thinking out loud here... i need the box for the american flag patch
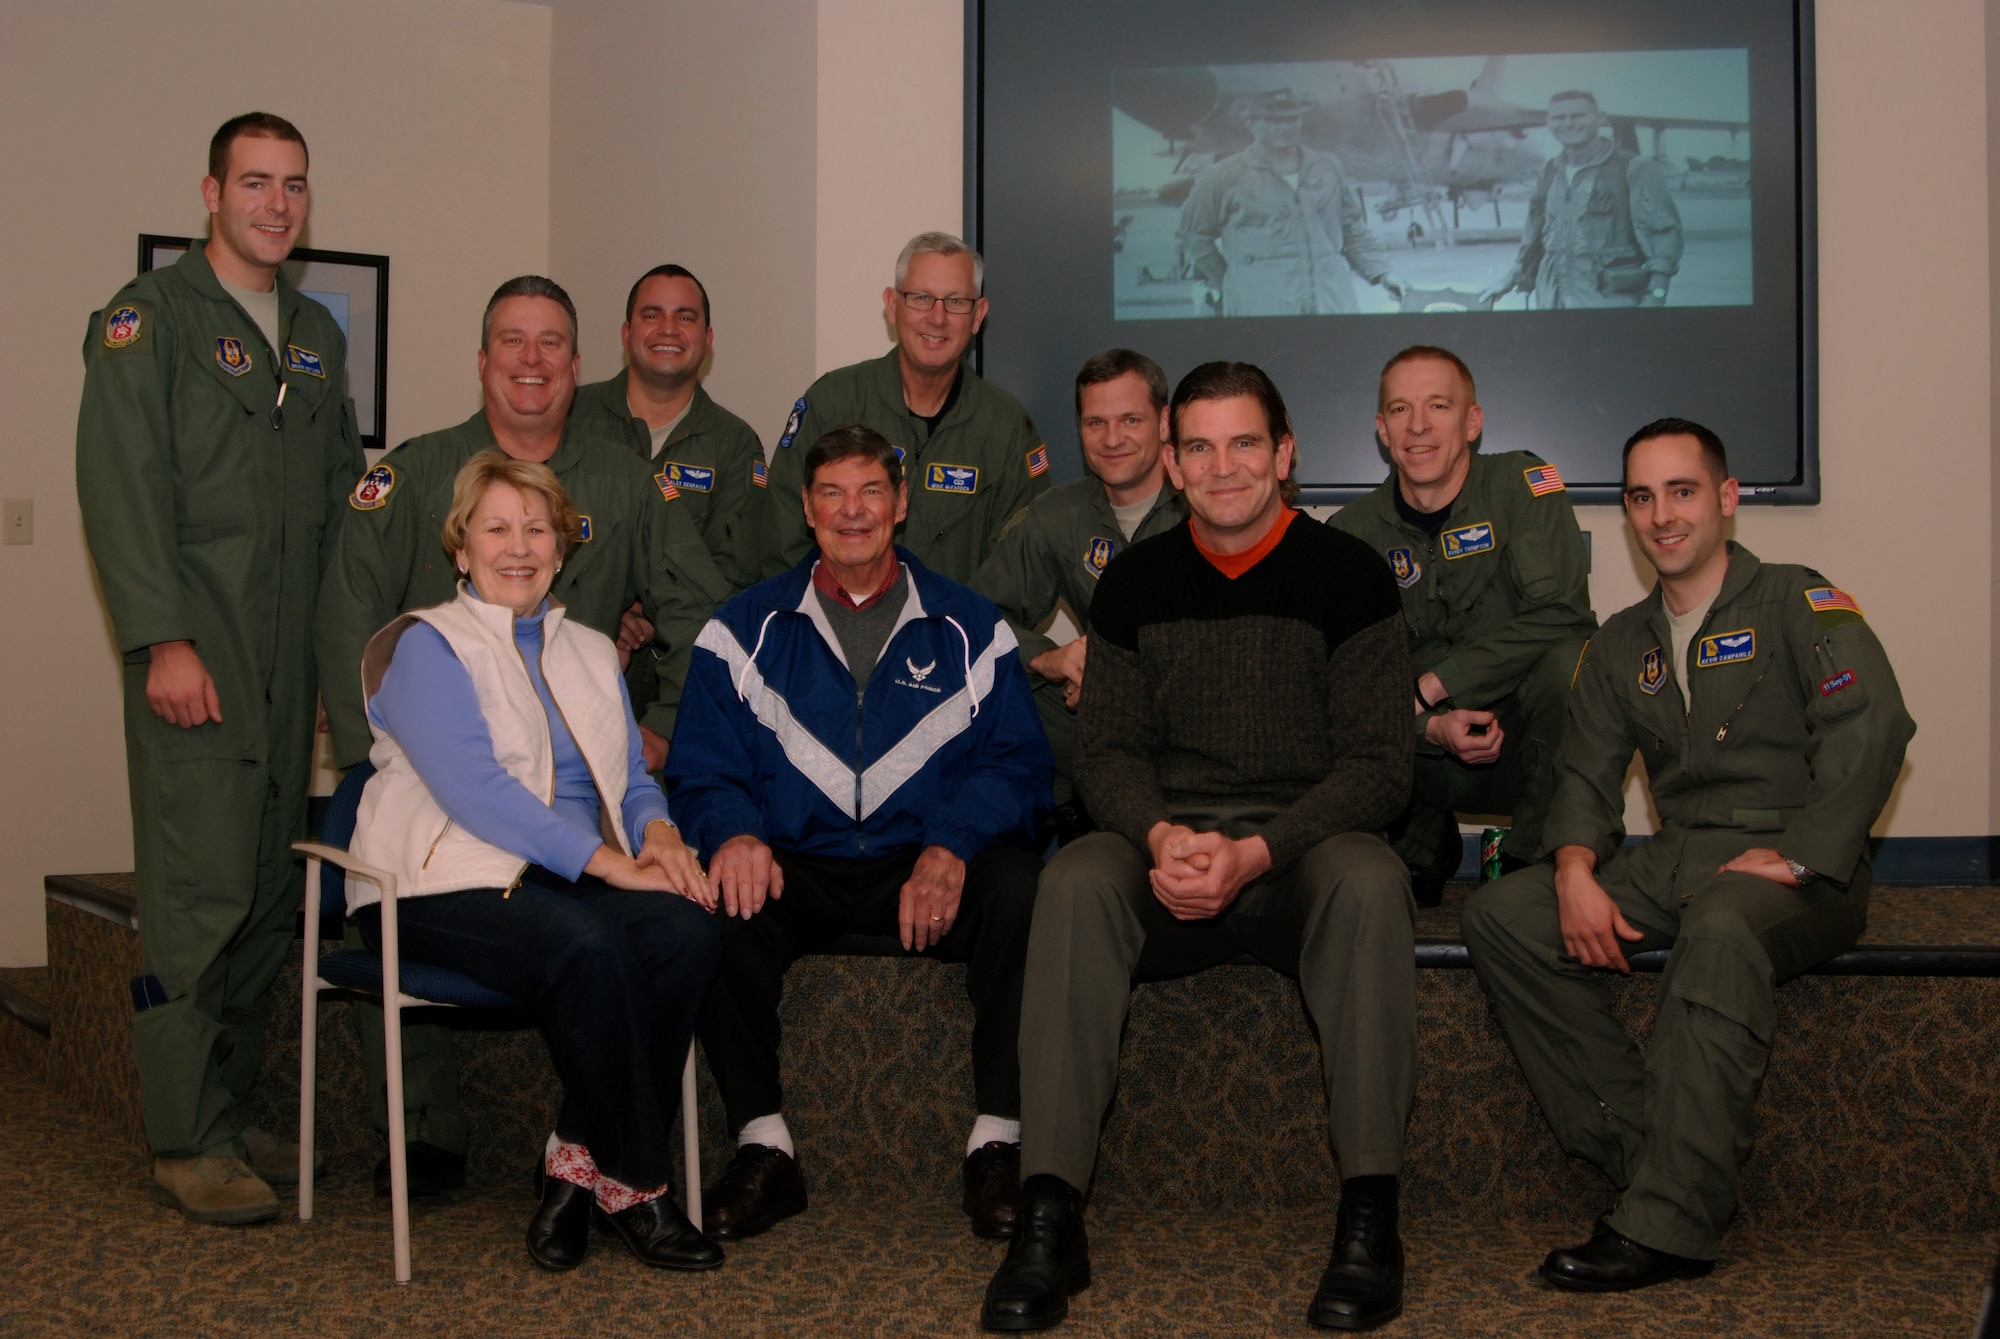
[654,472,679,501]
[1026,444,1050,478]
[1523,464,1565,496]
[752,460,768,489]
[1805,587,1862,616]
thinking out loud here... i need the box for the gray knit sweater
[1077,515,1414,874]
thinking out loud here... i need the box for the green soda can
[1480,827,1507,883]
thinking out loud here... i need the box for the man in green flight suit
[1463,419,1914,1291]
[760,232,1048,582]
[1330,346,1596,904]
[77,113,365,1224]
[972,349,1184,840]
[571,263,765,592]
[315,275,730,1195]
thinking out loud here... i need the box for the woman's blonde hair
[439,450,584,560]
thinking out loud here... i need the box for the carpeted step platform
[27,874,2000,1238]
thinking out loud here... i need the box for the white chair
[294,838,702,1283]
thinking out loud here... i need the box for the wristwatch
[1784,857,1817,886]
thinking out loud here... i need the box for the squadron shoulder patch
[1638,645,1667,695]
[103,305,144,350]
[215,337,252,377]
[925,463,979,494]
[1386,547,1421,589]
[751,459,769,489]
[285,345,326,378]
[1084,536,1117,579]
[1523,463,1565,496]
[576,515,593,544]
[350,463,396,511]
[1026,444,1050,478]
[1696,628,1756,668]
[661,460,714,493]
[778,397,807,450]
[1440,521,1495,559]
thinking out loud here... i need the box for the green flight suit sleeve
[981,414,1049,558]
[1179,170,1228,289]
[1540,635,1638,863]
[703,421,764,593]
[1428,483,1595,705]
[320,393,366,572]
[634,491,732,741]
[314,456,426,769]
[758,393,826,577]
[76,298,191,656]
[972,508,1064,670]
[1775,589,1916,886]
[1338,177,1391,285]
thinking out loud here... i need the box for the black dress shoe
[1539,1218,1713,1292]
[701,1144,807,1239]
[373,1141,467,1199]
[981,1174,1090,1331]
[1308,1179,1404,1331]
[595,1194,724,1271]
[1048,799,1097,848]
[525,1175,593,1270]
[964,1141,1022,1239]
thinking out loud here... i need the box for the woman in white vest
[348,451,723,1272]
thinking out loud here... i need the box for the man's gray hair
[1548,89,1601,110]
[894,231,984,294]
[481,275,578,350]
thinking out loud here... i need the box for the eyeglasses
[897,291,979,315]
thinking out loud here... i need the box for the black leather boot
[1308,1175,1404,1330]
[980,1174,1091,1331]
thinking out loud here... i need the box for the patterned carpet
[0,1064,1992,1338]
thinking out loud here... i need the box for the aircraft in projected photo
[1115,56,1751,236]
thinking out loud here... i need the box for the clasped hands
[1147,821,1272,921]
[710,834,965,952]
[585,819,714,909]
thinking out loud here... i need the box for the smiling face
[459,480,560,618]
[884,250,988,379]
[623,273,712,388]
[805,453,908,578]
[1376,354,1482,503]
[1547,96,1605,151]
[1166,394,1294,547]
[201,133,309,289]
[478,296,580,437]
[1079,371,1169,498]
[1622,432,1738,589]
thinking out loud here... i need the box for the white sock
[967,1114,1021,1155]
[737,1113,795,1158]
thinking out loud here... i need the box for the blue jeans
[355,865,720,1190]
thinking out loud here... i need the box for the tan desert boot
[152,1155,279,1225]
[242,1124,319,1186]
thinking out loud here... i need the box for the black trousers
[698,843,1042,1133]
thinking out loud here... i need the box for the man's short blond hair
[440,451,583,560]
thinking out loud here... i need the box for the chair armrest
[293,841,399,900]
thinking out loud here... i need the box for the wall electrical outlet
[3,498,32,545]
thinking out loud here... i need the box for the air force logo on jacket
[663,547,1053,863]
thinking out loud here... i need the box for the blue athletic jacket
[664,547,1052,863]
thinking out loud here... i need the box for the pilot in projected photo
[1112,49,1751,319]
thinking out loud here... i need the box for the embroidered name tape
[925,463,979,494]
[350,463,396,511]
[1386,547,1421,589]
[1440,521,1494,559]
[286,345,326,378]
[1696,628,1756,667]
[662,461,714,493]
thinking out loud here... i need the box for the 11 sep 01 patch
[350,463,396,511]
[660,460,714,493]
[1083,536,1116,578]
[1638,645,1667,695]
[1385,547,1421,589]
[215,337,252,377]
[1696,628,1756,668]
[103,305,144,350]
[925,462,979,494]
[1440,521,1495,560]
[286,345,326,378]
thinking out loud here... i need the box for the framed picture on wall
[139,234,390,449]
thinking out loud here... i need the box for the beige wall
[549,0,818,446]
[0,0,553,965]
[2,0,1992,964]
